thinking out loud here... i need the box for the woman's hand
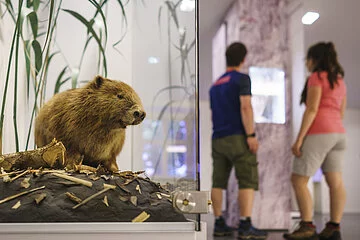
[292,138,303,157]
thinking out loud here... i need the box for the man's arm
[240,95,255,135]
[240,95,258,154]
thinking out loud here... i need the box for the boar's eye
[117,94,124,99]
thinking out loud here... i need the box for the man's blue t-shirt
[209,70,252,139]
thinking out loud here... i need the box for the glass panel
[131,0,199,228]
[131,0,197,188]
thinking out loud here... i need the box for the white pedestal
[0,222,207,240]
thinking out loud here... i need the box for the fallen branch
[0,186,46,204]
[52,173,93,188]
[10,169,31,182]
[65,192,82,204]
[30,169,66,174]
[0,170,23,178]
[72,184,116,209]
[0,139,66,171]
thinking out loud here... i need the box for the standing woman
[284,42,347,240]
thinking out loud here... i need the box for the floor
[202,213,360,239]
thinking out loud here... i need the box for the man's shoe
[213,216,233,237]
[238,220,268,239]
[283,221,318,240]
[318,222,341,240]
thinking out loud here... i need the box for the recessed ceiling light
[302,11,320,25]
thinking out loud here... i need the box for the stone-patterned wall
[223,0,292,229]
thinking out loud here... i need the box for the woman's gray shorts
[292,133,346,176]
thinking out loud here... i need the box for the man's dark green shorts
[212,134,258,190]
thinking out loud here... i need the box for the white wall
[288,1,306,142]
[342,109,360,213]
[0,4,28,155]
[288,1,306,212]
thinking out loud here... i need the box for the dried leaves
[12,201,21,209]
[130,196,137,206]
[34,193,47,204]
[136,184,141,194]
[20,177,31,188]
[132,211,150,222]
[103,196,109,207]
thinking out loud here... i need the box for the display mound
[0,169,187,223]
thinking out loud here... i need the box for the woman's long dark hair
[300,42,345,104]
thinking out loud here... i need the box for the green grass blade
[63,8,107,76]
[13,16,21,152]
[31,39,42,75]
[4,0,14,14]
[42,0,54,53]
[88,0,108,43]
[28,11,38,38]
[79,36,93,71]
[112,0,127,48]
[13,0,25,152]
[115,0,127,25]
[26,0,32,8]
[24,40,31,99]
[33,0,40,11]
[54,67,68,94]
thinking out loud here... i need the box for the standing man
[209,42,267,239]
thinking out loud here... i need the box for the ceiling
[199,0,234,36]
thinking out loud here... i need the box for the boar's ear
[91,75,105,89]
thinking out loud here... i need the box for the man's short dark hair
[226,42,247,67]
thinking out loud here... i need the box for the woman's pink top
[307,71,346,135]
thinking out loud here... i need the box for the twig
[0,170,23,178]
[30,169,66,174]
[65,192,82,204]
[72,185,113,209]
[9,169,30,182]
[0,186,45,204]
[75,164,97,173]
[103,183,116,190]
[52,173,92,188]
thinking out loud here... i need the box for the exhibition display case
[0,0,204,239]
